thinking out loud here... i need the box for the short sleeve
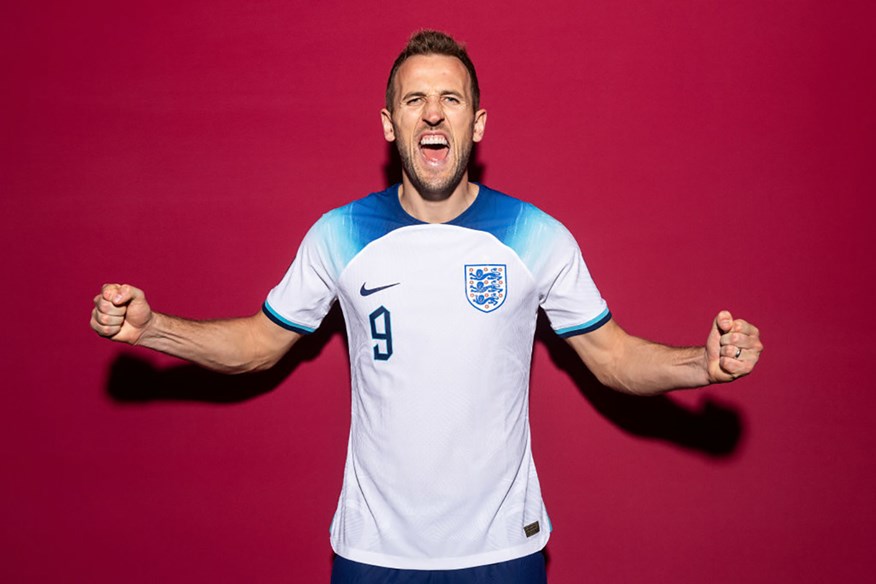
[526,217,610,338]
[263,216,339,334]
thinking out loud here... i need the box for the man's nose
[422,97,444,125]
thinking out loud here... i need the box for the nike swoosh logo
[360,282,400,296]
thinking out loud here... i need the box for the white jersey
[264,184,610,570]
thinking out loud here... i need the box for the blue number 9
[369,306,393,361]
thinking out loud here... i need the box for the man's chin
[407,165,470,201]
[397,146,471,201]
[409,177,462,201]
[415,183,456,201]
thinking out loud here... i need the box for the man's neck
[398,176,479,224]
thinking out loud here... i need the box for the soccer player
[91,30,763,584]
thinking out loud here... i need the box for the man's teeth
[420,135,448,146]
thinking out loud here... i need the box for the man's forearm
[566,320,712,396]
[599,336,710,396]
[567,311,761,395]
[136,312,284,374]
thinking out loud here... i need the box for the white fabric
[265,184,609,569]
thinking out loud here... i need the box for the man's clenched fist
[91,284,153,344]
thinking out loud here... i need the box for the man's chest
[334,226,540,357]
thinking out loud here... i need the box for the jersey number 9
[369,306,393,361]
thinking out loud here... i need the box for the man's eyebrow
[400,89,465,101]
[400,91,427,101]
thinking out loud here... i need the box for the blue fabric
[261,302,315,334]
[556,308,613,338]
[330,551,547,584]
[321,183,554,276]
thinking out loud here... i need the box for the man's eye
[406,97,423,105]
[444,96,460,104]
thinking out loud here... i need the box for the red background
[3,1,874,582]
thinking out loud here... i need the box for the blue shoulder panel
[315,186,419,278]
[450,185,563,273]
[316,184,559,278]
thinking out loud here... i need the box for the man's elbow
[593,368,641,396]
[217,346,286,375]
[249,353,284,373]
[585,358,650,396]
[236,349,286,374]
[230,317,298,374]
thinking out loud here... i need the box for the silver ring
[735,347,742,359]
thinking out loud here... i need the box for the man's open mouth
[419,134,450,163]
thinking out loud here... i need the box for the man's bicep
[564,318,628,383]
[251,310,303,368]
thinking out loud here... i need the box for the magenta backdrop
[3,1,874,582]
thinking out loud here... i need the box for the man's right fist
[91,284,153,344]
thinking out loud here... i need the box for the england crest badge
[465,264,507,313]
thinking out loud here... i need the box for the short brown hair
[385,30,480,112]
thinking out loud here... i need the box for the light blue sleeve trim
[262,302,316,334]
[555,308,612,338]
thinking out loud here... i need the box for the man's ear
[381,108,396,142]
[472,109,487,143]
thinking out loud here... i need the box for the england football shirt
[263,184,610,569]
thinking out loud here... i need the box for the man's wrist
[132,311,161,347]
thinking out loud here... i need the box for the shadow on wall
[535,311,745,459]
[106,305,346,404]
[106,142,484,404]
[106,306,744,457]
[106,148,741,456]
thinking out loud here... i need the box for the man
[91,30,762,583]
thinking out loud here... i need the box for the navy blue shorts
[330,551,547,583]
